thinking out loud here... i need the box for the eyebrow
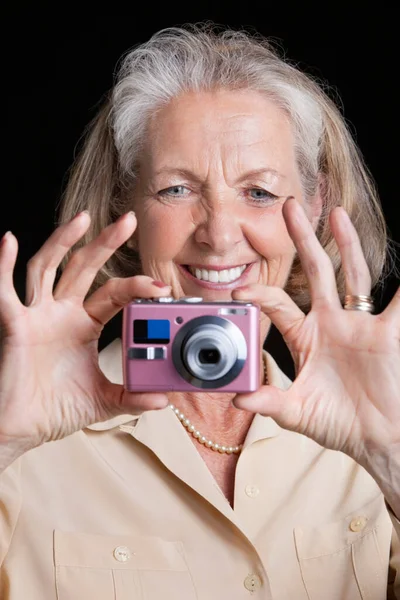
[236,167,286,182]
[152,167,286,182]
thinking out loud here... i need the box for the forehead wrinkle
[149,145,286,188]
[142,90,296,188]
[218,138,285,186]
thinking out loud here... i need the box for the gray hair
[112,27,323,200]
[59,24,390,311]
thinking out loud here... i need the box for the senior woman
[0,24,399,600]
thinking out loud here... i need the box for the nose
[194,202,244,254]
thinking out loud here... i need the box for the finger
[232,284,305,345]
[233,385,295,427]
[0,232,24,321]
[106,382,170,415]
[381,286,400,329]
[329,207,372,295]
[54,212,137,301]
[25,211,91,305]
[283,198,341,308]
[84,276,172,326]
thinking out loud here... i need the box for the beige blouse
[1,338,399,599]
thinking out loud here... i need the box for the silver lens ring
[172,316,247,389]
[182,325,235,381]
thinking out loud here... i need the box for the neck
[168,389,254,449]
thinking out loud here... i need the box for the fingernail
[119,211,135,222]
[233,286,249,292]
[1,231,12,245]
[74,210,89,219]
[152,280,171,288]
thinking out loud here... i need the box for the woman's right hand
[0,211,171,462]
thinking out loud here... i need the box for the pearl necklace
[169,354,268,455]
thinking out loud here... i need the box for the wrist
[358,440,400,519]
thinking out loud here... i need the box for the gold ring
[344,294,374,313]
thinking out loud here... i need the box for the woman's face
[132,89,320,304]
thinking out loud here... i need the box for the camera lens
[181,323,237,381]
[172,315,247,388]
[198,348,221,364]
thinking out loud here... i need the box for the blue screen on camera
[133,319,170,343]
[148,320,170,341]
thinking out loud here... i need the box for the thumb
[103,380,170,417]
[233,385,296,429]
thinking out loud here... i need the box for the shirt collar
[86,339,291,437]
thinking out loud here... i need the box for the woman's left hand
[232,198,400,466]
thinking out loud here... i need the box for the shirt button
[113,545,131,562]
[349,516,368,532]
[244,573,262,591]
[245,484,260,498]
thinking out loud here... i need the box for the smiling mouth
[182,264,249,284]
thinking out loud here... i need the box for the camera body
[122,296,260,392]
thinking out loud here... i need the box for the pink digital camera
[122,296,260,392]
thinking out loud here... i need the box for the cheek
[246,208,295,260]
[136,203,194,260]
[244,209,296,287]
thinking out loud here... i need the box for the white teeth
[209,271,219,283]
[187,264,247,283]
[229,267,238,280]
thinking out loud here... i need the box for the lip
[178,263,255,290]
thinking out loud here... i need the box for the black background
[3,4,399,376]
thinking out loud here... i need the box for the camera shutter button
[153,296,174,303]
[180,296,203,303]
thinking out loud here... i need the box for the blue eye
[248,188,279,204]
[158,186,190,198]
